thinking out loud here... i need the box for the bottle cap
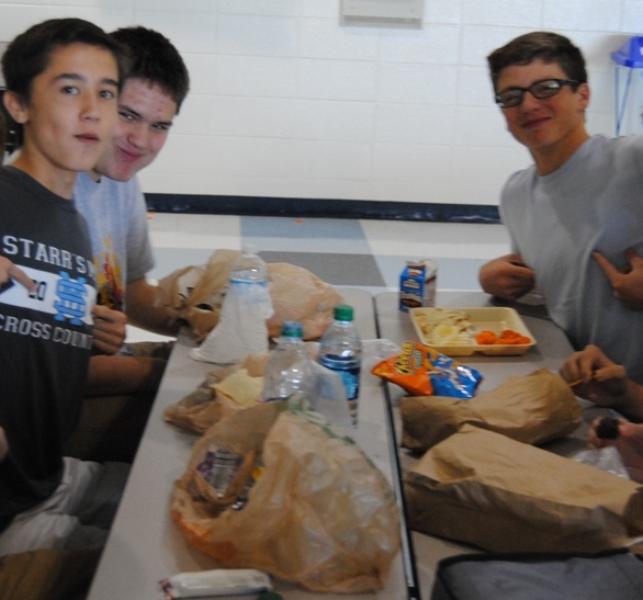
[333,304,354,321]
[241,243,257,256]
[281,320,303,338]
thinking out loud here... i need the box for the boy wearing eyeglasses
[478,31,643,385]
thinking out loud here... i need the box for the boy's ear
[3,91,28,124]
[577,81,590,111]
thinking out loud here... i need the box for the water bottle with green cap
[318,304,362,424]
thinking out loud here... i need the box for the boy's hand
[589,418,643,483]
[92,304,127,354]
[559,344,627,406]
[0,256,36,293]
[593,248,643,309]
[479,254,535,299]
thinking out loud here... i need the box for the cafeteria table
[373,290,599,595]
[87,287,412,600]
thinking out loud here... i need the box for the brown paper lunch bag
[164,354,268,433]
[404,425,643,554]
[400,368,582,452]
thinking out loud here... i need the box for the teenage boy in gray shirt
[67,27,190,462]
[478,31,643,383]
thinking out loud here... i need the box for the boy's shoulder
[74,173,142,215]
[0,166,35,198]
[0,166,77,212]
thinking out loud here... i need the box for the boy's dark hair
[487,31,587,91]
[110,26,190,113]
[2,18,123,101]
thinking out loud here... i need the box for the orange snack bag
[371,341,482,398]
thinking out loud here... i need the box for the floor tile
[259,250,385,286]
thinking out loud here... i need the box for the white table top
[87,288,410,600]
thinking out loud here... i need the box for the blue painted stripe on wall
[145,193,500,224]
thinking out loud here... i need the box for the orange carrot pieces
[476,329,531,345]
[475,330,497,344]
[498,329,531,344]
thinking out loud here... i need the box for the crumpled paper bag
[400,368,582,452]
[171,403,400,593]
[164,354,268,433]
[404,425,643,554]
[155,249,343,341]
[156,249,237,340]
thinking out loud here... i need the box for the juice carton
[399,259,437,312]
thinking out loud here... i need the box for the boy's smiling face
[495,58,589,173]
[94,77,177,182]
[5,41,119,195]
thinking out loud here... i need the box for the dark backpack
[431,550,643,600]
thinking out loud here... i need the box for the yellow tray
[410,306,536,356]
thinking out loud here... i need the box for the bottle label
[319,354,361,400]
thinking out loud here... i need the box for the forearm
[126,278,180,336]
[86,354,166,396]
[612,380,643,422]
[127,302,180,336]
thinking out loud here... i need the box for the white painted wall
[0,0,640,206]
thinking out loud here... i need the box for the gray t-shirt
[500,134,643,383]
[73,173,154,312]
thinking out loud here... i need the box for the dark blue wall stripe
[145,193,500,224]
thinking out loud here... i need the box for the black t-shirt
[0,167,95,526]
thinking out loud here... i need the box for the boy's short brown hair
[487,31,587,92]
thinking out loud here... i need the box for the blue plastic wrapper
[371,341,483,398]
[427,351,482,398]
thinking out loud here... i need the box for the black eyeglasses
[494,78,581,108]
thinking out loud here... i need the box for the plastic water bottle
[230,244,267,287]
[261,321,313,402]
[318,304,362,423]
